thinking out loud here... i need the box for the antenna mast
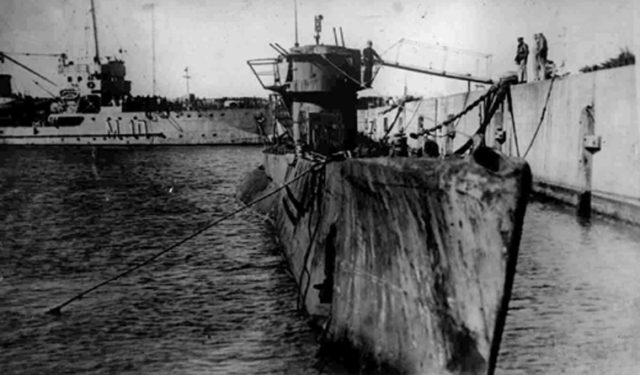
[293,0,299,47]
[90,0,100,63]
[183,67,191,98]
[151,3,156,96]
[143,3,157,95]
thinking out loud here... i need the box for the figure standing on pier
[533,33,549,80]
[362,40,381,88]
[533,34,540,80]
[538,33,548,79]
[515,37,529,83]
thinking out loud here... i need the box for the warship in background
[0,0,271,146]
[239,15,530,375]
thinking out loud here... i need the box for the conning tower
[250,41,363,155]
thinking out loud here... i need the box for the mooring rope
[297,165,326,311]
[403,99,424,131]
[506,88,521,157]
[319,55,364,88]
[421,84,500,136]
[382,105,404,140]
[452,88,472,130]
[522,76,556,158]
[318,54,381,91]
[46,160,329,316]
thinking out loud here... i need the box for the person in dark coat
[515,37,529,83]
[362,40,381,88]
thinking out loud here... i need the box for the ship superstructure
[0,0,270,146]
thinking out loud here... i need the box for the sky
[0,0,636,99]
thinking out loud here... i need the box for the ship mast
[183,67,191,98]
[151,3,157,96]
[143,3,157,95]
[90,0,100,64]
[293,0,299,47]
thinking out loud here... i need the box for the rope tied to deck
[46,159,330,316]
[522,76,556,158]
[410,84,500,140]
[296,163,327,311]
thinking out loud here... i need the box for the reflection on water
[1,147,639,374]
[498,201,640,374]
[0,147,323,375]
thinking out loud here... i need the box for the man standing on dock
[537,33,549,80]
[362,40,381,88]
[533,34,541,80]
[515,37,529,83]
[533,33,549,80]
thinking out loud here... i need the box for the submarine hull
[237,150,531,374]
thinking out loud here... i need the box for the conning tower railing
[247,58,285,92]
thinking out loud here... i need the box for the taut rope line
[47,160,328,316]
[523,76,556,158]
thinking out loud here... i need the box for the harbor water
[1,146,639,374]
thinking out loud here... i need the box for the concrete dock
[359,65,640,223]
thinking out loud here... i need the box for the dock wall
[359,65,640,223]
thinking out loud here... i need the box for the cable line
[47,160,328,316]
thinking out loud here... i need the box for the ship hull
[237,151,530,374]
[0,107,270,146]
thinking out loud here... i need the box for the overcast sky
[0,0,635,99]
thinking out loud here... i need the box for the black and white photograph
[1,0,639,374]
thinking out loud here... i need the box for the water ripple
[2,147,640,374]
